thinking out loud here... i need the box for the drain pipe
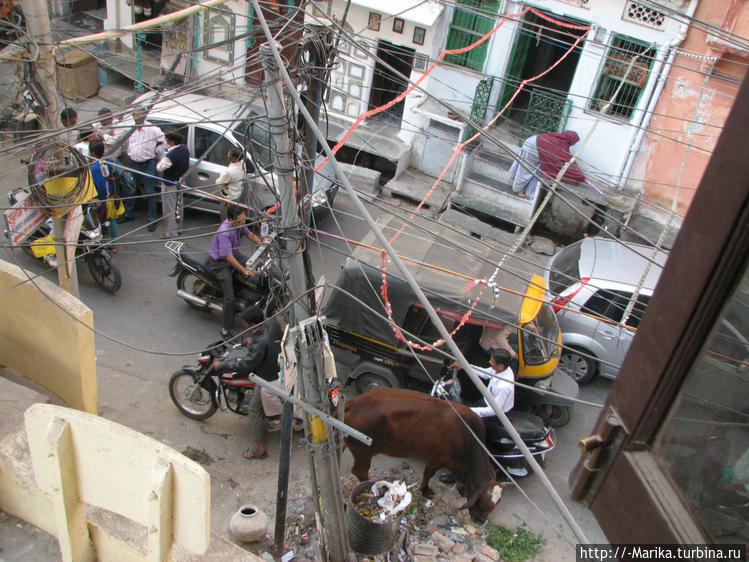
[617,0,699,187]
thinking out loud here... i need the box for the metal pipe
[175,290,222,311]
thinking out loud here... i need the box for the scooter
[6,188,122,294]
[430,372,555,478]
[165,232,285,318]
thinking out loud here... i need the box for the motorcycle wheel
[169,369,217,420]
[176,270,212,311]
[87,252,122,294]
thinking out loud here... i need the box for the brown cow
[343,387,503,523]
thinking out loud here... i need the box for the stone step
[473,147,516,170]
[451,174,536,228]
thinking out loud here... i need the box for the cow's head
[462,481,504,523]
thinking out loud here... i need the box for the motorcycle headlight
[83,225,102,240]
[310,190,327,207]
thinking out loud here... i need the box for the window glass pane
[234,118,272,170]
[549,243,581,295]
[582,289,618,320]
[194,128,232,166]
[654,263,749,544]
[521,303,560,365]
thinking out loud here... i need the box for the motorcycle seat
[181,247,213,273]
[500,411,547,441]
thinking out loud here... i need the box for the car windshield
[233,117,272,170]
[549,244,581,295]
[521,303,561,366]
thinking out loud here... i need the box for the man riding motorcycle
[208,205,262,338]
[212,308,282,460]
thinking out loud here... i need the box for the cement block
[430,530,455,552]
[479,543,500,561]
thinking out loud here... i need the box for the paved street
[2,176,609,558]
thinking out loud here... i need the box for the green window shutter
[445,0,499,71]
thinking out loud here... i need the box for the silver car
[133,91,338,215]
[544,237,668,383]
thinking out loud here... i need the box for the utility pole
[21,0,79,296]
[260,41,353,562]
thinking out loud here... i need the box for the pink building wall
[631,0,749,216]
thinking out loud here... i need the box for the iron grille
[522,90,572,140]
[589,35,655,120]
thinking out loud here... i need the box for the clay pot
[229,504,269,542]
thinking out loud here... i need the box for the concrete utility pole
[21,0,79,296]
[260,42,353,561]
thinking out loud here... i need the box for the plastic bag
[371,480,412,518]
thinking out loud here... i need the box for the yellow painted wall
[0,259,97,414]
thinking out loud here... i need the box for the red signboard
[3,193,47,246]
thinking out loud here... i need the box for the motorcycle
[430,371,555,478]
[165,233,285,318]
[168,340,341,425]
[6,188,122,294]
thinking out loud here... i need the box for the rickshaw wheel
[355,373,391,394]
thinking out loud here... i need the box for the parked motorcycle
[165,233,285,318]
[169,340,341,424]
[430,371,555,478]
[6,188,122,294]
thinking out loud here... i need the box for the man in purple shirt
[209,205,261,337]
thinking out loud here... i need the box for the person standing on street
[208,206,262,338]
[59,107,78,148]
[217,146,246,221]
[126,109,166,231]
[212,308,283,460]
[97,108,137,222]
[156,132,189,239]
[89,139,122,249]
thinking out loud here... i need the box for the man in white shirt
[126,109,166,231]
[440,349,519,483]
[466,348,515,419]
[217,146,246,221]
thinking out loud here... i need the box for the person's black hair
[78,128,94,141]
[89,139,104,159]
[166,132,183,145]
[228,146,243,162]
[241,307,264,326]
[60,108,77,122]
[226,205,245,220]
[98,107,112,117]
[489,348,512,370]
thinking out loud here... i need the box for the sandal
[242,446,268,460]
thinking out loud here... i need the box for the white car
[132,91,338,216]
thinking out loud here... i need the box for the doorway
[368,40,415,125]
[496,11,587,129]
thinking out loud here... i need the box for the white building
[310,0,698,231]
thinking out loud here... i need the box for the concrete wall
[0,259,97,414]
[628,0,749,216]
[1,404,211,561]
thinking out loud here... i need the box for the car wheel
[548,405,573,428]
[355,373,391,394]
[559,347,597,384]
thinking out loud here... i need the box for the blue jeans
[130,158,158,221]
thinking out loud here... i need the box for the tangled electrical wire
[26,140,91,207]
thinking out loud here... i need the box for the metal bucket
[345,480,400,555]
